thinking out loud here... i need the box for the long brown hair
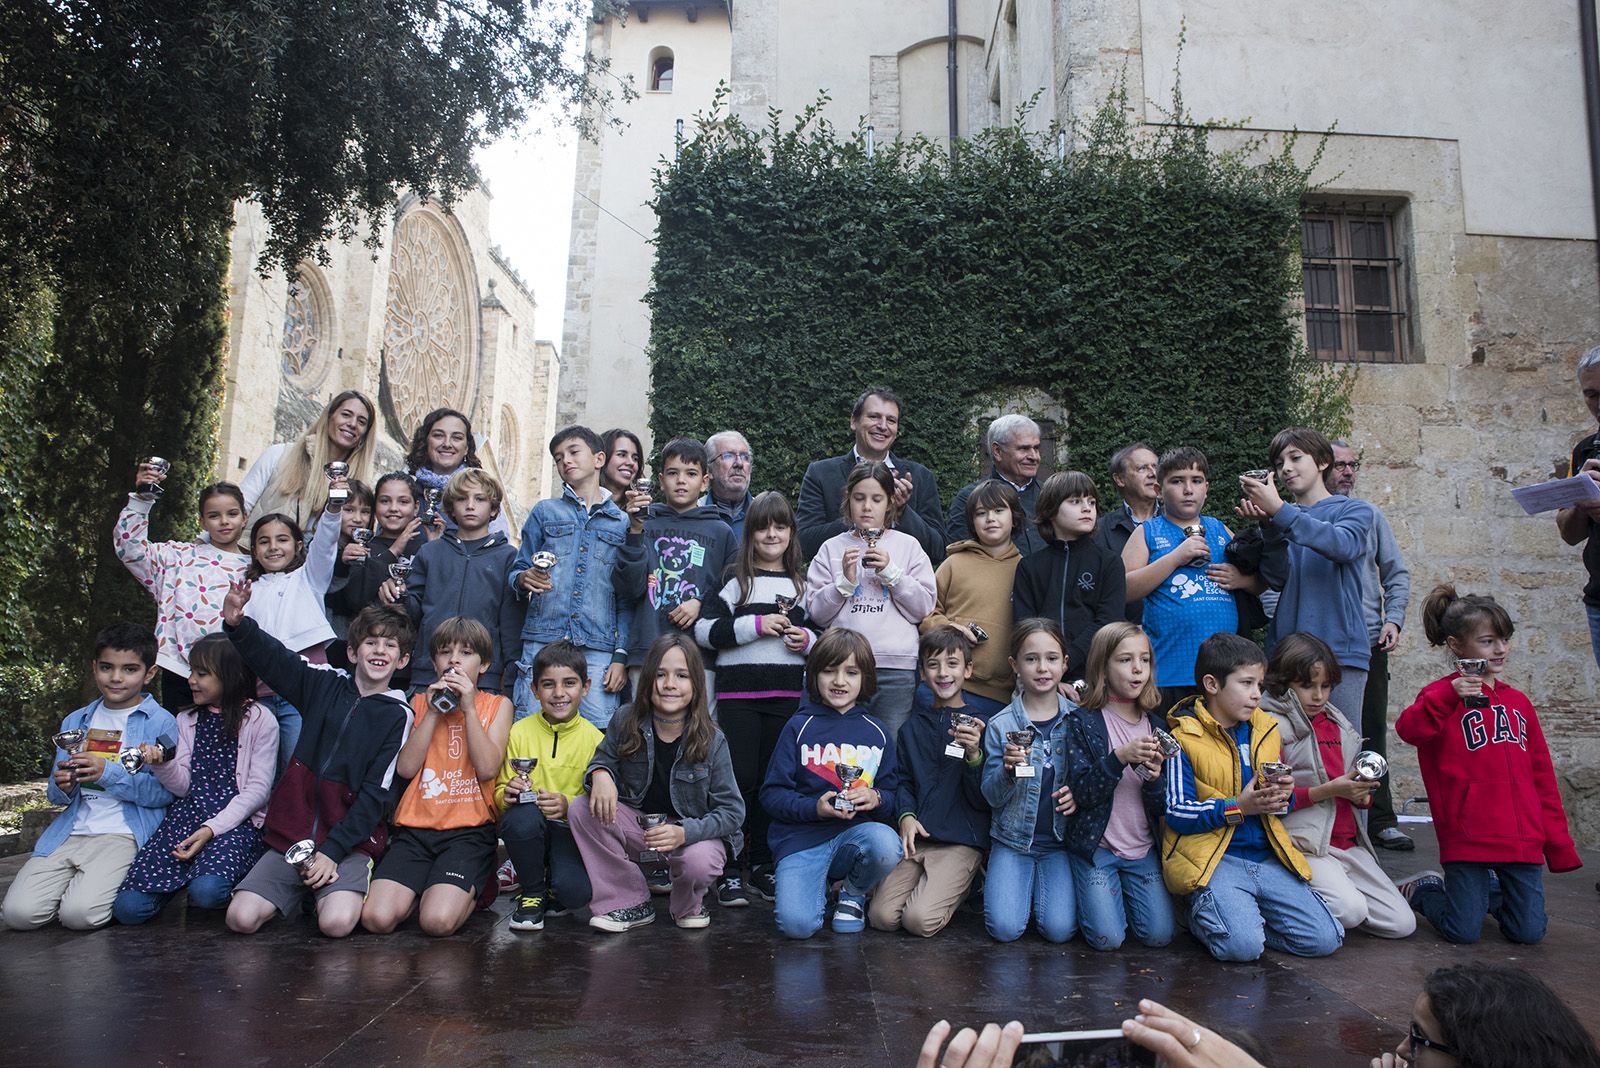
[185,634,258,742]
[1079,622,1160,714]
[839,461,900,525]
[617,633,716,764]
[733,491,804,605]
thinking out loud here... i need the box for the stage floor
[1,824,1595,1066]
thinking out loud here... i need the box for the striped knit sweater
[694,571,816,698]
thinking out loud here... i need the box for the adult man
[1330,440,1413,851]
[1558,345,1600,670]
[797,388,946,562]
[1093,442,1161,622]
[702,430,755,541]
[945,414,1045,555]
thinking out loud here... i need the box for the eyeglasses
[1408,1022,1458,1060]
[1332,460,1361,471]
[715,450,753,465]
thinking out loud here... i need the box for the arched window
[649,47,674,92]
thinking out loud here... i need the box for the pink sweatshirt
[805,527,937,670]
[114,496,252,675]
[150,703,278,835]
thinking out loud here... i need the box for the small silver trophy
[53,728,87,778]
[946,713,978,758]
[832,765,865,812]
[1242,469,1273,484]
[324,461,350,505]
[1350,750,1388,782]
[117,746,148,773]
[422,486,444,523]
[135,456,171,500]
[1456,658,1490,709]
[774,593,797,621]
[284,839,317,876]
[856,526,884,580]
[630,473,655,497]
[1134,728,1183,782]
[1007,729,1037,778]
[509,756,538,804]
[1258,760,1294,814]
[388,556,414,583]
[529,550,557,577]
[428,668,459,715]
[351,527,373,547]
[638,813,672,862]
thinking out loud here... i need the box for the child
[1013,471,1127,692]
[498,640,605,931]
[1063,623,1175,951]
[869,626,990,937]
[1122,447,1247,711]
[805,461,937,736]
[386,467,521,696]
[510,426,631,728]
[980,619,1080,944]
[2,624,176,931]
[1162,632,1344,962]
[1260,633,1414,938]
[115,463,252,706]
[761,629,902,938]
[361,617,513,937]
[616,437,737,686]
[324,478,375,669]
[922,479,1023,715]
[1394,585,1580,944]
[112,634,277,923]
[570,634,744,931]
[222,596,414,938]
[693,490,817,905]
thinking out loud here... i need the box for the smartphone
[1012,1029,1157,1067]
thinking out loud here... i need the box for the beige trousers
[2,833,138,931]
[867,840,982,937]
[1306,844,1416,938]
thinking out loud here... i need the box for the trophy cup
[1134,728,1183,782]
[284,839,317,876]
[1456,658,1490,708]
[638,813,672,862]
[53,728,87,778]
[1007,729,1037,778]
[774,593,798,626]
[946,713,978,758]
[856,526,884,580]
[135,456,171,500]
[529,550,557,579]
[388,556,414,584]
[324,461,350,505]
[351,528,373,547]
[116,733,175,774]
[508,756,538,804]
[428,668,459,715]
[1350,750,1388,782]
[630,473,655,497]
[422,487,443,523]
[968,623,989,643]
[1258,760,1293,814]
[832,764,865,813]
[1241,469,1273,484]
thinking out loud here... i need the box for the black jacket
[796,450,946,564]
[401,531,522,692]
[1092,505,1150,623]
[946,468,1045,557]
[1011,536,1127,675]
[1062,704,1168,862]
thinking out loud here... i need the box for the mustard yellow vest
[1160,700,1312,895]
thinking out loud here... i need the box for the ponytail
[1421,583,1515,647]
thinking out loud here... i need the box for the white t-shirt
[70,704,134,837]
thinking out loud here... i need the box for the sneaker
[675,906,711,929]
[647,868,671,895]
[496,858,521,895]
[831,893,867,933]
[1396,870,1445,908]
[545,893,572,918]
[589,902,656,933]
[1375,827,1415,852]
[716,875,750,908]
[748,866,776,902]
[509,895,545,932]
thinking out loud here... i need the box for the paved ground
[0,823,1594,1067]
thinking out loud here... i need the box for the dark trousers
[500,804,592,908]
[1412,861,1546,945]
[1361,646,1398,832]
[720,695,798,869]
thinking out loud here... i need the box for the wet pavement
[1,824,1595,1066]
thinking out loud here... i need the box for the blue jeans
[773,822,901,939]
[984,842,1077,943]
[1411,861,1546,944]
[500,803,592,908]
[868,669,918,739]
[1188,853,1343,961]
[513,643,619,728]
[112,875,235,925]
[1070,847,1175,951]
[1588,604,1600,672]
[258,693,301,778]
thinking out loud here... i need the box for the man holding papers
[1557,345,1600,668]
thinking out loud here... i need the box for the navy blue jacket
[1062,704,1168,861]
[760,702,900,864]
[894,698,991,851]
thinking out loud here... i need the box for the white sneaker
[675,906,711,929]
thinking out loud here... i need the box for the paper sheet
[1511,474,1600,515]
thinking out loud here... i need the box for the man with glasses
[702,430,755,541]
[1330,440,1413,852]
[1094,442,1162,622]
[945,414,1046,555]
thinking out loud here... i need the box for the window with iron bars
[1301,204,1411,363]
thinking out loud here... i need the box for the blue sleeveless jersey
[1141,514,1238,686]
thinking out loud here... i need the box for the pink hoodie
[804,527,936,670]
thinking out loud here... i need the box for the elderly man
[1092,442,1161,623]
[796,387,946,562]
[1330,439,1413,851]
[946,414,1045,555]
[1558,345,1600,670]
[702,430,755,541]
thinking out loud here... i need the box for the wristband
[1222,797,1243,826]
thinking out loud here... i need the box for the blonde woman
[240,390,376,532]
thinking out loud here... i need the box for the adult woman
[240,390,376,532]
[405,407,507,536]
[600,428,644,503]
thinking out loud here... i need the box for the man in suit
[796,387,946,562]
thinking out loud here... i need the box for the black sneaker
[647,867,672,895]
[716,875,750,908]
[1375,827,1416,852]
[545,893,572,918]
[748,866,776,902]
[589,902,656,933]
[509,894,546,932]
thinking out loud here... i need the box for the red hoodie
[1396,674,1580,871]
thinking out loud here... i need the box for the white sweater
[244,504,340,652]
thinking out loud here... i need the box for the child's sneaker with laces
[1397,870,1444,908]
[509,894,546,932]
[590,902,657,933]
[831,892,867,933]
[675,905,711,929]
[715,874,750,908]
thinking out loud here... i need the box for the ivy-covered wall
[647,92,1348,509]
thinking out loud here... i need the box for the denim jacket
[509,484,630,654]
[981,694,1077,853]
[585,713,746,858]
[39,695,178,855]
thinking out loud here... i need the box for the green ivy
[646,86,1351,513]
